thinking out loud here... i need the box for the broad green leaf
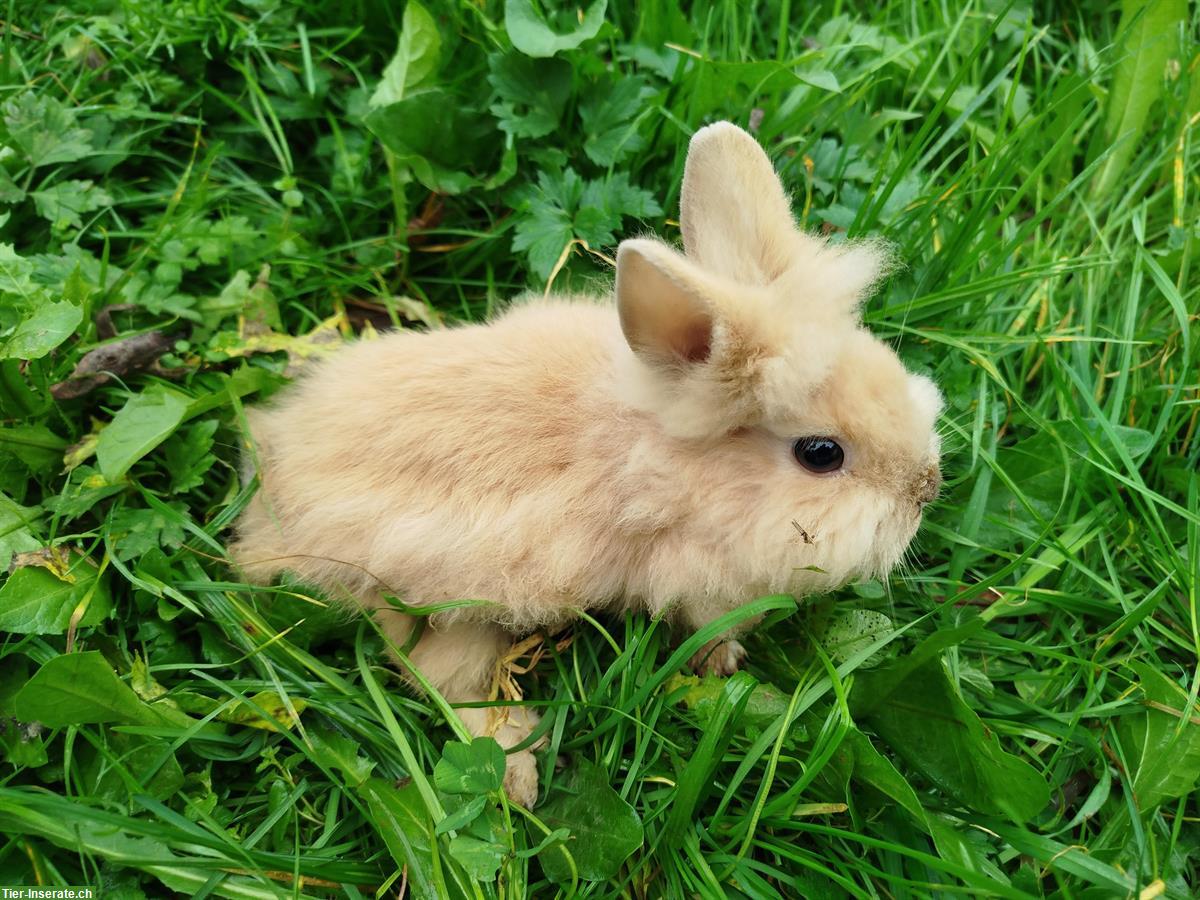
[306,727,376,788]
[13,651,173,727]
[195,268,254,327]
[538,757,644,883]
[511,168,662,279]
[666,671,788,734]
[0,168,24,203]
[0,299,82,360]
[448,798,509,880]
[581,171,662,221]
[850,579,886,599]
[1,93,93,168]
[797,68,841,92]
[1116,661,1200,810]
[853,657,1050,822]
[511,180,577,278]
[844,730,997,878]
[578,76,650,166]
[1082,418,1156,461]
[1091,0,1187,198]
[849,620,986,717]
[370,0,441,107]
[0,242,35,296]
[505,0,607,58]
[155,215,260,280]
[434,737,506,795]
[82,731,185,802]
[842,728,927,821]
[358,778,441,900]
[819,608,895,666]
[436,794,488,835]
[0,656,48,767]
[363,88,492,194]
[95,385,190,481]
[0,552,111,634]
[31,179,113,230]
[108,501,189,561]
[488,52,572,139]
[241,265,282,332]
[0,493,42,570]
[162,419,218,493]
[448,833,506,881]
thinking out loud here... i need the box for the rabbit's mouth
[866,508,924,579]
[912,463,942,507]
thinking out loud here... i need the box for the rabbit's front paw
[690,639,747,677]
[503,749,540,808]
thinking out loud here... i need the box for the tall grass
[0,1,1197,897]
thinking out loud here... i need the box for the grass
[1,0,1198,897]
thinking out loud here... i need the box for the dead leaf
[52,330,174,399]
[63,417,104,471]
[9,545,74,579]
[210,312,348,377]
[218,691,307,731]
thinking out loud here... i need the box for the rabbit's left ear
[615,238,714,367]
[681,122,804,284]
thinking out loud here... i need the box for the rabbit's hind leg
[401,619,543,808]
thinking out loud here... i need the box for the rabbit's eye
[793,437,844,473]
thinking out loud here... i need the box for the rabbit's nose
[915,465,941,505]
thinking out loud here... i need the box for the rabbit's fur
[229,122,943,807]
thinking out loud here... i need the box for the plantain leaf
[852,656,1050,823]
[1115,661,1200,811]
[13,651,175,727]
[370,0,441,107]
[95,385,190,482]
[1091,0,1187,198]
[0,551,111,634]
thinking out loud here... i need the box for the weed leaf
[537,757,643,882]
[1116,661,1200,811]
[13,651,171,727]
[505,0,607,58]
[434,736,506,795]
[1091,0,1187,197]
[853,656,1050,822]
[1,93,93,168]
[95,385,190,481]
[358,778,441,900]
[488,52,573,139]
[0,289,82,360]
[307,728,376,787]
[370,0,442,108]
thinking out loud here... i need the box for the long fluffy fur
[228,122,943,806]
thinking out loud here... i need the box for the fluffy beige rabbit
[229,122,943,808]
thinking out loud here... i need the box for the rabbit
[228,121,943,809]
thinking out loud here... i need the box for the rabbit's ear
[681,122,801,284]
[616,239,714,366]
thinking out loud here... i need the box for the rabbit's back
[230,299,646,626]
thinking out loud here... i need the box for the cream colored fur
[228,122,943,808]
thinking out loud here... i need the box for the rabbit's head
[614,122,942,592]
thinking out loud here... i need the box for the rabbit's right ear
[681,122,802,284]
[616,238,714,367]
